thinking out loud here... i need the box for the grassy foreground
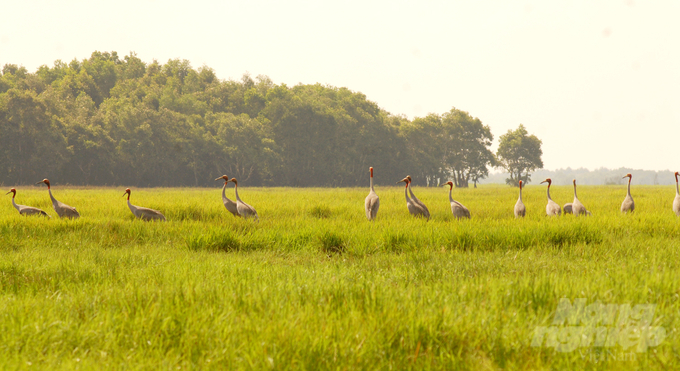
[1,184,679,370]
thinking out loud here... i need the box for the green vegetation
[497,124,544,187]
[1,185,679,369]
[0,51,500,188]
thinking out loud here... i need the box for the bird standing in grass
[229,178,258,220]
[540,178,561,216]
[364,167,379,221]
[445,181,470,219]
[571,179,589,216]
[6,188,50,217]
[514,180,526,218]
[123,188,165,221]
[36,179,79,219]
[397,177,428,219]
[406,175,430,219]
[673,172,680,216]
[620,173,635,213]
[215,175,239,217]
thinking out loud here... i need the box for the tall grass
[0,184,679,369]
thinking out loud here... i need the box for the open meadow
[0,184,679,370]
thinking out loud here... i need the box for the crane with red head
[123,188,165,221]
[229,178,258,220]
[5,188,50,217]
[35,179,79,219]
[514,180,526,218]
[571,179,591,216]
[364,167,379,221]
[397,177,428,219]
[539,178,562,216]
[444,181,470,219]
[215,175,239,217]
[621,173,635,213]
[405,175,430,219]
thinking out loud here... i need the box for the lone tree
[496,124,543,187]
[440,108,496,188]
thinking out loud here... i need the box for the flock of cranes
[4,170,680,221]
[5,176,259,221]
[365,169,680,221]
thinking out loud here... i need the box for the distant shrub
[319,231,345,255]
[309,205,331,219]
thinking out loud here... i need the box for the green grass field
[1,184,679,370]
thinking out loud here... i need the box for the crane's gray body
[514,185,526,218]
[407,183,430,220]
[403,184,427,219]
[10,192,50,217]
[127,199,165,221]
[221,182,240,217]
[365,171,379,221]
[233,185,258,220]
[571,181,588,216]
[543,183,561,216]
[447,186,470,219]
[621,179,635,214]
[49,188,79,219]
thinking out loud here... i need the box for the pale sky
[2,0,679,171]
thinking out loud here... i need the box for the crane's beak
[214,177,223,181]
[35,181,43,185]
[5,191,11,195]
[540,181,547,184]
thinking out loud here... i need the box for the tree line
[0,51,542,187]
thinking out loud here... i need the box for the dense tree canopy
[0,51,504,187]
[496,124,544,187]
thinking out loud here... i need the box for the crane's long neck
[675,175,679,196]
[404,184,410,202]
[573,184,578,200]
[627,177,632,197]
[127,198,137,213]
[234,184,242,202]
[48,188,58,206]
[11,196,20,212]
[369,175,374,192]
[408,182,417,200]
[221,182,228,202]
[448,186,454,203]
[546,184,552,201]
[518,185,523,201]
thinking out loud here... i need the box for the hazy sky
[2,0,679,171]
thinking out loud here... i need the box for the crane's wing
[137,207,166,221]
[58,202,80,219]
[19,206,50,217]
[451,202,470,219]
[407,201,425,217]
[237,202,258,220]
[224,199,240,217]
[563,203,573,214]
